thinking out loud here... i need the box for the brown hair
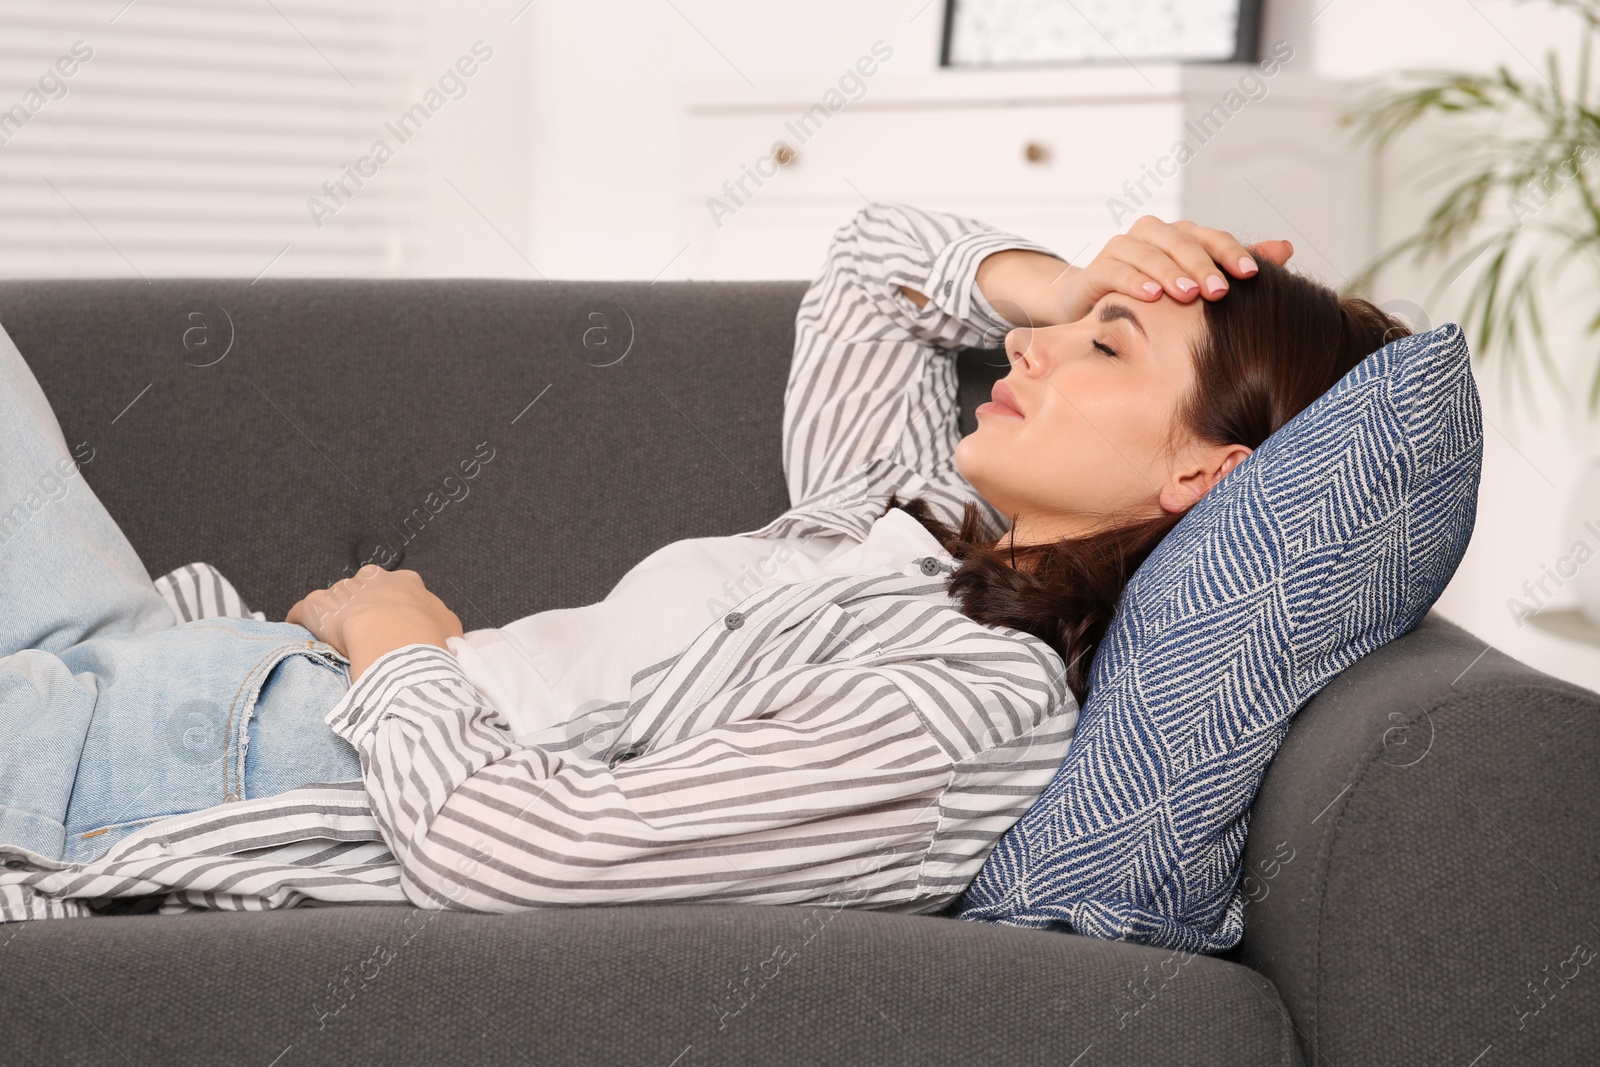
[885,257,1412,705]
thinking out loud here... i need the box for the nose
[1006,327,1042,374]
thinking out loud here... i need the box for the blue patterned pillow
[952,322,1483,952]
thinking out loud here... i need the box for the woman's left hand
[287,566,464,681]
[1055,215,1295,324]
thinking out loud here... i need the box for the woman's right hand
[287,566,464,681]
[1053,216,1295,324]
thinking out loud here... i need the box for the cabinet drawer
[680,101,1182,204]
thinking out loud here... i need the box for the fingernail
[1238,256,1258,275]
[1140,281,1163,297]
[1204,274,1228,296]
[1174,277,1199,294]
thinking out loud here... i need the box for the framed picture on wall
[941,0,1264,68]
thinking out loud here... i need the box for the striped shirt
[0,203,1077,922]
[152,562,264,623]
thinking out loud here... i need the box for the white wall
[402,0,533,276]
[519,0,944,280]
[518,0,1600,692]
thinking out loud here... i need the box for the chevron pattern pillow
[952,322,1483,952]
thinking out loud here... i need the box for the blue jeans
[0,323,362,866]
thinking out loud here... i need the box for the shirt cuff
[921,229,1065,338]
[323,643,472,749]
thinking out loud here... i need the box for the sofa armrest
[1220,613,1600,1065]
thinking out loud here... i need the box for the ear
[1157,443,1253,515]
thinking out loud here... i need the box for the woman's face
[954,292,1226,543]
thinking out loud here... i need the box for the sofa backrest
[0,279,1009,623]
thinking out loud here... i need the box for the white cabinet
[675,63,1373,287]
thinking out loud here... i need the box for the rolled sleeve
[324,644,508,751]
[782,202,1063,508]
[921,225,1062,339]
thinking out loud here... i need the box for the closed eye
[1092,339,1118,358]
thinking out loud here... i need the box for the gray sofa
[0,279,1595,1066]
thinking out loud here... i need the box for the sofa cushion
[954,323,1484,951]
[2,902,1301,1066]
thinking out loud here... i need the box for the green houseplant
[1343,0,1600,410]
[1343,0,1600,632]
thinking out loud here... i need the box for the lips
[988,379,1025,418]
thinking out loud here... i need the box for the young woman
[0,204,1406,920]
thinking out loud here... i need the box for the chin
[947,451,998,508]
[952,436,983,486]
[955,426,1008,471]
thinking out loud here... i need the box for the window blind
[0,0,423,278]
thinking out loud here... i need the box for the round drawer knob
[1023,141,1049,164]
[772,142,797,166]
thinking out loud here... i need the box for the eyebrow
[1099,301,1148,340]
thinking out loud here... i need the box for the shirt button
[919,557,943,576]
[609,743,646,767]
[724,611,744,630]
[942,280,953,296]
